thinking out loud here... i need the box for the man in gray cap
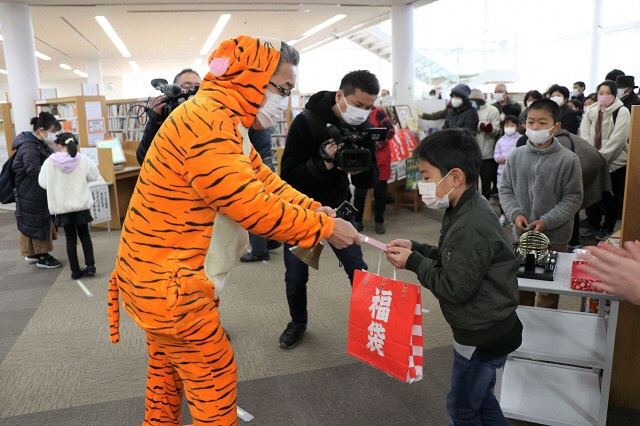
[421,83,479,134]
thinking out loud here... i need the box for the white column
[391,5,414,105]
[86,60,103,95]
[588,0,603,92]
[0,2,40,133]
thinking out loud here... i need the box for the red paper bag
[571,260,604,293]
[347,269,423,383]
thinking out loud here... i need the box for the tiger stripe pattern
[108,35,334,425]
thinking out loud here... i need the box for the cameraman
[136,68,201,165]
[278,70,380,349]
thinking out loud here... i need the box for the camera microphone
[327,123,341,141]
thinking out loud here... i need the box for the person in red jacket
[353,106,396,234]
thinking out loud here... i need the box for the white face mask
[417,171,454,210]
[526,126,554,146]
[616,88,628,99]
[451,97,464,108]
[571,89,579,98]
[256,90,289,128]
[550,96,564,106]
[339,96,370,126]
[504,126,517,136]
[45,131,58,144]
[494,92,505,102]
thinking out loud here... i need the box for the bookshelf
[34,96,109,148]
[0,103,15,162]
[271,91,312,173]
[106,98,147,142]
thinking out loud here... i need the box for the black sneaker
[36,254,62,269]
[375,222,386,234]
[84,265,96,276]
[279,322,306,349]
[240,253,270,262]
[24,255,39,264]
[71,269,85,280]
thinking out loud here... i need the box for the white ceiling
[0,0,435,83]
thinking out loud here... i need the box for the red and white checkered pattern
[407,300,424,383]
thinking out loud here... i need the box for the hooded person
[107,35,360,425]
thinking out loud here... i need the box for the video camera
[320,124,387,173]
[149,78,199,121]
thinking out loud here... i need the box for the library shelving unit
[106,98,147,142]
[34,96,109,147]
[496,252,622,425]
[0,102,15,162]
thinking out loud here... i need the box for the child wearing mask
[493,115,522,225]
[38,133,102,279]
[386,129,522,426]
[499,99,583,308]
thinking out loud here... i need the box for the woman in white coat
[579,80,629,239]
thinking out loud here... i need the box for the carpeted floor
[0,201,638,425]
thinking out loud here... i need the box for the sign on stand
[90,182,112,229]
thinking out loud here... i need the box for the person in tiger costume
[108,35,361,425]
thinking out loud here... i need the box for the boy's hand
[528,219,545,232]
[514,215,528,232]
[387,239,412,251]
[386,247,412,269]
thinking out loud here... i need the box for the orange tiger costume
[108,36,335,425]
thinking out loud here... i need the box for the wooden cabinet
[496,253,622,425]
[0,102,14,162]
[93,143,140,230]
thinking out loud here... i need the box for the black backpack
[0,151,17,204]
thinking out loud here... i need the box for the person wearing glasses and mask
[277,70,380,349]
[12,112,63,268]
[108,36,360,425]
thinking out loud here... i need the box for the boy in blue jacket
[386,129,521,425]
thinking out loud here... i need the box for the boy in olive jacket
[386,129,521,425]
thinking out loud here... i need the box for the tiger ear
[210,58,229,77]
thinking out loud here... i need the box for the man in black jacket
[616,75,640,111]
[136,68,201,165]
[278,70,380,349]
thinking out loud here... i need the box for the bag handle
[376,250,397,280]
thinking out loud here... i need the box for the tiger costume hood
[200,35,281,129]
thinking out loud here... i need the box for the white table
[496,252,622,426]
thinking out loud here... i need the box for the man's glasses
[269,81,292,97]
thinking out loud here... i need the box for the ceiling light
[35,51,51,60]
[0,69,7,75]
[73,69,88,78]
[95,15,131,58]
[128,60,142,73]
[59,64,72,70]
[289,14,346,45]
[199,14,231,56]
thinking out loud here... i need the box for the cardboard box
[571,260,604,293]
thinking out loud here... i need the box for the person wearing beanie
[469,89,501,200]
[421,83,479,134]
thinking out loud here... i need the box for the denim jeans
[446,349,507,426]
[284,242,367,325]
